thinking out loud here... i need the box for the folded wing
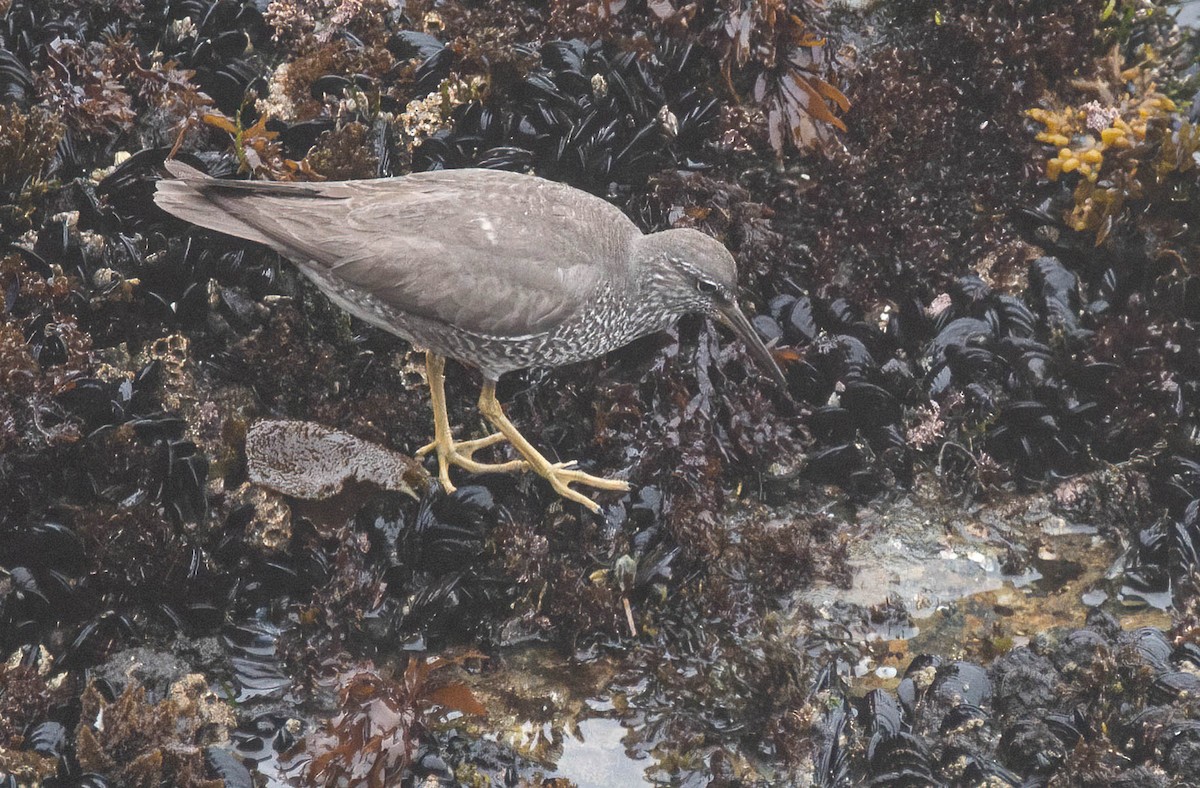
[154,163,639,337]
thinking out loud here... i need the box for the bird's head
[635,228,786,389]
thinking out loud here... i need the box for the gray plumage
[153,161,783,385]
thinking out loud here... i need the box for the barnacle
[399,74,485,151]
[265,0,318,45]
[265,0,399,48]
[0,105,63,234]
[75,676,233,787]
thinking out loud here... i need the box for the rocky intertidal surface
[2,0,1200,786]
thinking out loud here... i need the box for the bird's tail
[153,161,281,247]
[154,161,340,248]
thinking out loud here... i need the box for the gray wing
[154,163,640,337]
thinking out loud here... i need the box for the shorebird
[155,162,784,512]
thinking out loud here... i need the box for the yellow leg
[477,381,629,513]
[415,352,526,492]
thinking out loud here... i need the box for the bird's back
[155,165,643,337]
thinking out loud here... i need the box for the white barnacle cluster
[256,62,297,122]
[399,75,485,150]
[333,85,374,122]
[263,0,316,43]
[1081,100,1119,134]
[323,0,404,40]
[167,16,197,44]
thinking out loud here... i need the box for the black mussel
[944,343,1007,386]
[1160,719,1200,777]
[151,439,209,525]
[1118,627,1174,672]
[867,731,938,785]
[787,360,834,405]
[804,444,863,481]
[633,544,680,591]
[861,689,904,740]
[808,405,854,443]
[950,274,991,312]
[997,400,1058,432]
[0,520,85,574]
[0,45,34,105]
[887,297,934,355]
[930,661,991,707]
[24,720,67,758]
[1052,628,1109,674]
[939,703,989,734]
[388,30,446,61]
[820,334,877,382]
[785,295,820,344]
[819,298,862,332]
[206,746,254,788]
[223,619,291,703]
[1174,641,1200,671]
[994,295,1036,337]
[1043,709,1087,746]
[1029,256,1081,331]
[1151,671,1200,703]
[954,755,1021,786]
[926,317,993,370]
[310,74,353,100]
[840,381,900,429]
[60,610,136,668]
[752,314,784,344]
[769,293,795,320]
[998,718,1067,775]
[812,696,851,786]
[277,119,336,159]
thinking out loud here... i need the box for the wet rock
[74,675,234,787]
[991,647,1062,718]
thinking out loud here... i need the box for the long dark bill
[716,301,788,389]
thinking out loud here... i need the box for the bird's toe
[549,479,603,513]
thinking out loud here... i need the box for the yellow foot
[539,461,631,513]
[421,352,528,494]
[421,350,628,512]
[416,431,506,459]
[475,379,629,514]
[417,431,527,494]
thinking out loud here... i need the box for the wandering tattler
[154,162,785,511]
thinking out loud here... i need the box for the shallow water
[467,482,1172,784]
[552,717,652,787]
[1181,0,1200,27]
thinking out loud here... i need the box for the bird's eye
[696,279,719,296]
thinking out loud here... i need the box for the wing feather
[154,165,640,336]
